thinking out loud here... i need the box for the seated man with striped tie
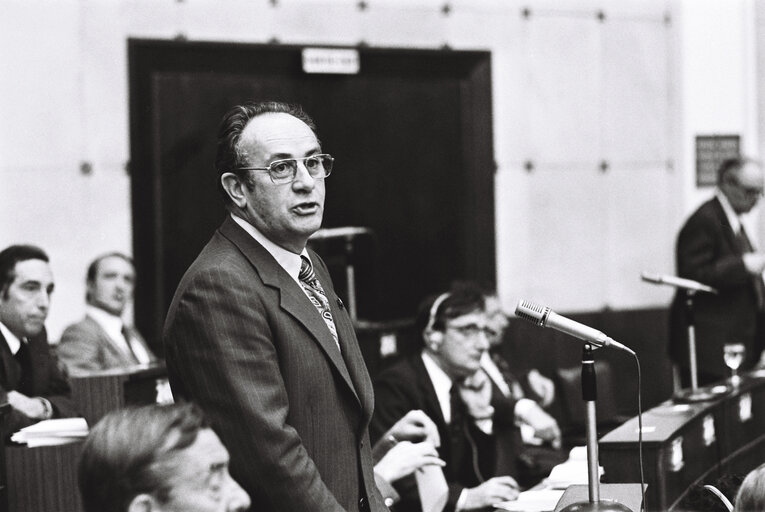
[58,252,157,373]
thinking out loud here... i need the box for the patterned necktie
[737,226,765,310]
[299,256,339,348]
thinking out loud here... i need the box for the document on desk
[10,417,89,447]
[494,490,565,511]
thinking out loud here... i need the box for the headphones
[423,292,450,349]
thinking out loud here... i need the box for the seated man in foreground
[78,402,250,512]
[372,282,523,512]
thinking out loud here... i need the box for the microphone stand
[560,344,632,512]
[673,290,726,403]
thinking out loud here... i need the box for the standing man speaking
[164,101,386,512]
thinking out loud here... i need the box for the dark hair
[0,245,49,298]
[417,280,486,338]
[78,403,209,512]
[85,252,134,303]
[215,101,318,206]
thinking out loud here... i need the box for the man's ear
[220,173,248,209]
[423,330,443,352]
[127,493,157,512]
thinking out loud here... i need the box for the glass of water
[723,343,746,387]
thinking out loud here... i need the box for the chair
[554,360,631,446]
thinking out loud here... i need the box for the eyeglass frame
[445,322,498,339]
[231,154,334,184]
[728,174,764,198]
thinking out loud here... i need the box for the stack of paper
[11,418,89,447]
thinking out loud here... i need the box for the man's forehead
[738,163,764,186]
[13,259,54,283]
[447,310,487,326]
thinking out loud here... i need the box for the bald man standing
[669,157,765,386]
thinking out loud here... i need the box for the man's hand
[375,441,445,484]
[462,476,520,510]
[519,401,562,449]
[7,391,47,419]
[459,370,494,419]
[743,252,765,275]
[386,409,440,446]
[527,369,555,407]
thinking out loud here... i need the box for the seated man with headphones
[371,281,523,512]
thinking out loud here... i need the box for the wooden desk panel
[6,442,83,512]
[69,363,169,426]
[599,374,765,511]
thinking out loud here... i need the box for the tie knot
[299,256,316,283]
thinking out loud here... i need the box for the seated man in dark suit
[0,245,77,433]
[78,402,250,512]
[372,281,522,512]
[58,252,157,373]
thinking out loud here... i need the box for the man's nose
[36,291,50,311]
[226,477,251,512]
[292,161,316,190]
[475,330,490,350]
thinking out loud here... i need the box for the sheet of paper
[494,490,565,511]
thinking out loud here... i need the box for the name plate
[302,48,360,74]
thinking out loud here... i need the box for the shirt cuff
[36,397,53,420]
[455,489,469,511]
[514,398,536,423]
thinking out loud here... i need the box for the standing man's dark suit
[670,161,765,385]
[372,353,520,512]
[0,328,77,433]
[163,102,386,512]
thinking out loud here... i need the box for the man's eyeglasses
[730,177,764,198]
[233,154,334,184]
[446,323,498,338]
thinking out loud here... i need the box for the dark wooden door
[129,40,495,347]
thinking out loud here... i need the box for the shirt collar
[0,321,23,355]
[717,190,742,234]
[421,351,455,423]
[231,214,308,284]
[86,305,124,340]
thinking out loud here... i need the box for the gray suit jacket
[58,316,156,373]
[163,216,386,512]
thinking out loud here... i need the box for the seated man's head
[79,403,250,512]
[420,281,492,379]
[86,252,135,316]
[0,244,54,339]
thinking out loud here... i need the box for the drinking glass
[723,343,746,387]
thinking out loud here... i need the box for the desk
[599,371,765,510]
[69,363,170,426]
[6,441,83,512]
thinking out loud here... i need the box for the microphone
[515,300,634,354]
[640,272,717,294]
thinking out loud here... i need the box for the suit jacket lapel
[311,253,374,418]
[219,217,361,406]
[0,331,20,390]
[84,316,133,365]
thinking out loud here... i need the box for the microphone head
[515,299,550,327]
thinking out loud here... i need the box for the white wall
[0,0,759,340]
